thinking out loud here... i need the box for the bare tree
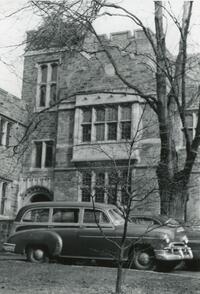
[26,0,200,221]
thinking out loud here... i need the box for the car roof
[15,201,117,220]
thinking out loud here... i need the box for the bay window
[81,104,132,143]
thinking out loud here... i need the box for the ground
[0,254,200,294]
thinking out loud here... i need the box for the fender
[7,229,63,257]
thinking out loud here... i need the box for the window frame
[32,140,54,169]
[181,111,198,147]
[79,169,132,205]
[80,104,133,143]
[36,61,59,109]
[0,117,12,147]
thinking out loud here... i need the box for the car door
[50,207,81,256]
[78,208,117,260]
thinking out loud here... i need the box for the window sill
[34,106,57,112]
[30,167,54,171]
[77,140,132,145]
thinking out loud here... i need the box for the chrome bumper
[3,243,16,253]
[155,243,193,261]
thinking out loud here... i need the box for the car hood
[122,223,186,242]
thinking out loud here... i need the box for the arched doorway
[23,186,53,204]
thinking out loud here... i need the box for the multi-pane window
[95,172,105,203]
[81,104,132,142]
[121,105,131,139]
[81,171,92,202]
[80,170,131,204]
[33,140,54,168]
[0,117,11,147]
[0,182,7,215]
[37,62,58,108]
[82,108,92,142]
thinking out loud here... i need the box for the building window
[82,108,92,142]
[33,140,54,168]
[81,104,132,143]
[0,117,11,147]
[0,182,7,215]
[182,112,197,146]
[80,169,131,204]
[36,62,58,108]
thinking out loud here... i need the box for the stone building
[0,88,26,219]
[18,27,200,220]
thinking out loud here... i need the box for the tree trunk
[157,165,189,220]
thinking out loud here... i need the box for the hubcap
[138,252,151,265]
[33,249,44,261]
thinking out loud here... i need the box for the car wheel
[130,246,156,270]
[26,246,49,263]
[156,260,181,272]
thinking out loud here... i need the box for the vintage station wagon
[3,202,193,271]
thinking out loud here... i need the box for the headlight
[182,235,188,244]
[163,233,170,244]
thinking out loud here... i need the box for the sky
[0,0,200,97]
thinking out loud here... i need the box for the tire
[130,246,156,271]
[26,246,49,263]
[156,260,181,272]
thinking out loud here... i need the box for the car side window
[22,209,50,223]
[83,209,110,224]
[131,217,155,226]
[52,208,79,223]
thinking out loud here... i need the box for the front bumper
[155,242,193,261]
[3,243,16,253]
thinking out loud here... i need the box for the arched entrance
[23,186,53,204]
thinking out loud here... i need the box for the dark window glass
[51,63,58,81]
[107,106,117,121]
[82,125,91,142]
[121,170,131,205]
[35,142,42,168]
[6,122,11,147]
[39,85,46,107]
[81,189,91,202]
[41,65,48,83]
[23,209,49,222]
[0,119,6,145]
[82,108,92,123]
[107,123,117,140]
[45,141,53,167]
[95,188,104,203]
[96,108,105,121]
[1,182,7,215]
[50,84,57,104]
[96,124,105,141]
[83,209,109,224]
[52,208,79,223]
[121,122,131,139]
[121,105,131,120]
[81,172,91,202]
[107,172,118,204]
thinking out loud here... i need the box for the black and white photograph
[1,1,200,293]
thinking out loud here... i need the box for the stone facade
[0,88,27,219]
[17,28,200,220]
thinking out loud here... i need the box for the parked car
[3,202,192,271]
[130,214,200,269]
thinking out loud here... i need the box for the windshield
[108,208,125,226]
[164,218,180,227]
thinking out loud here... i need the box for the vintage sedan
[130,214,200,269]
[3,202,192,271]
